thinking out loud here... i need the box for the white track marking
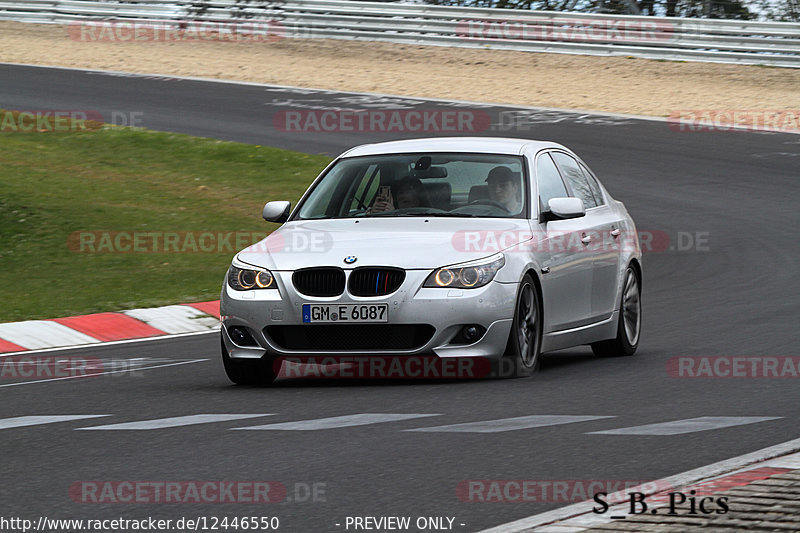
[234,413,440,430]
[0,415,109,430]
[588,416,782,436]
[0,321,100,349]
[123,305,219,334]
[77,414,271,430]
[0,330,217,357]
[764,451,800,469]
[407,415,614,433]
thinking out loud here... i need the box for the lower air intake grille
[265,325,435,351]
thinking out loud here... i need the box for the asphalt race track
[1,63,799,532]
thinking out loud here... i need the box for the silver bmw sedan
[220,137,642,385]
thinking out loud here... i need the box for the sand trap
[2,20,799,118]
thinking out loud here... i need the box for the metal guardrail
[1,0,799,67]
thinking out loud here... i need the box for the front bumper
[220,269,517,360]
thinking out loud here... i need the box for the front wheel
[221,337,278,386]
[592,266,641,357]
[493,274,542,378]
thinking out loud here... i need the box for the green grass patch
[0,120,331,322]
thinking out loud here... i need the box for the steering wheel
[469,199,510,212]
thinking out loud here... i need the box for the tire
[592,265,641,357]
[493,274,543,378]
[221,336,278,386]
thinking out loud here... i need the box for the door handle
[581,235,592,245]
[610,228,621,238]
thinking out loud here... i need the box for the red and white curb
[477,436,800,532]
[0,301,220,353]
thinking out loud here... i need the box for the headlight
[424,254,505,289]
[228,265,277,291]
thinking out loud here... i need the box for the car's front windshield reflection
[294,153,527,220]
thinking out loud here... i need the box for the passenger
[370,176,431,213]
[486,166,522,213]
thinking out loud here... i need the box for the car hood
[236,218,533,271]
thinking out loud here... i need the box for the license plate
[302,304,388,323]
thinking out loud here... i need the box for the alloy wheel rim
[622,269,641,346]
[517,283,539,367]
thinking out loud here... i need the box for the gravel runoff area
[2,20,800,119]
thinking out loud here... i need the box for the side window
[579,163,605,206]
[535,153,568,212]
[551,152,598,209]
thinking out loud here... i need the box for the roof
[340,137,566,158]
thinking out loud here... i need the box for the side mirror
[543,197,585,221]
[262,201,291,223]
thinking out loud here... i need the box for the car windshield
[294,153,527,220]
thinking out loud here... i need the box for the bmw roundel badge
[344,256,357,264]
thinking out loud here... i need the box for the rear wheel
[221,336,278,386]
[592,266,641,357]
[493,274,542,378]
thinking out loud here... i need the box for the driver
[486,166,522,213]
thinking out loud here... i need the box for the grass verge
[0,117,331,322]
